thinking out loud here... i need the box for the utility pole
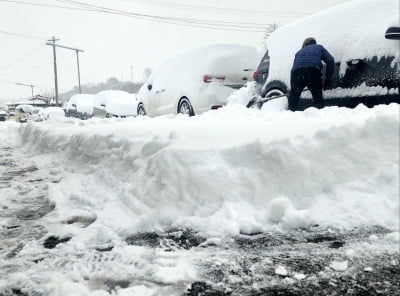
[47,37,59,106]
[130,65,133,82]
[46,37,84,105]
[76,50,82,94]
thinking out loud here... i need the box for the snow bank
[14,103,400,237]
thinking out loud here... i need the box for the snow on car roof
[66,94,96,111]
[266,0,399,84]
[93,90,132,110]
[152,43,259,80]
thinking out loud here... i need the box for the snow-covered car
[28,107,43,122]
[0,110,7,121]
[256,0,400,109]
[66,94,96,119]
[105,93,138,118]
[93,90,133,118]
[38,107,65,121]
[15,104,34,123]
[137,43,259,117]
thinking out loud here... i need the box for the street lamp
[15,82,35,104]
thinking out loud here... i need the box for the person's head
[302,37,317,48]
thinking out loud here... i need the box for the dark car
[0,110,7,121]
[253,50,270,96]
[254,0,400,110]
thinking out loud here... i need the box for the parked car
[66,94,96,119]
[93,90,133,118]
[105,94,138,118]
[28,107,43,122]
[0,110,7,121]
[38,107,65,121]
[137,43,259,116]
[15,104,34,123]
[254,0,400,109]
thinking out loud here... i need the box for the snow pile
[13,102,399,238]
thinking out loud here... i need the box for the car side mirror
[147,84,152,91]
[385,26,400,40]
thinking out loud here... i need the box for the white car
[28,107,43,122]
[38,107,65,121]
[15,104,34,123]
[105,93,138,118]
[137,43,259,116]
[66,94,96,119]
[93,90,134,118]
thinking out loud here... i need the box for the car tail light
[203,75,213,83]
[253,69,260,79]
[215,75,225,81]
[211,105,223,110]
[203,75,225,83]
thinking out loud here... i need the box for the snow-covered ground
[0,100,399,295]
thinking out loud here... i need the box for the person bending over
[288,37,334,111]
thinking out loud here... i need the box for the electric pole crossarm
[46,37,85,105]
[45,43,84,52]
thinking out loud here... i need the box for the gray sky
[0,0,351,103]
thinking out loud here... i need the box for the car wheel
[265,88,286,98]
[178,98,194,116]
[255,89,286,109]
[137,104,146,116]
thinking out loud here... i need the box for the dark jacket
[291,44,334,80]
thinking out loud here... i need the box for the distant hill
[59,77,144,104]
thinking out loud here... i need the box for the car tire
[137,104,146,116]
[178,98,194,116]
[258,80,288,108]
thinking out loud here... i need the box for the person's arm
[322,47,334,80]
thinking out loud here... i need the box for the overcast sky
[0,0,351,103]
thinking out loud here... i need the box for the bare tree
[262,23,279,44]
[142,68,152,82]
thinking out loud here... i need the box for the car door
[145,77,162,116]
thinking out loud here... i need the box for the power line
[57,0,269,27]
[0,44,45,72]
[0,62,52,76]
[0,0,269,32]
[118,0,311,17]
[0,29,47,40]
[56,0,268,31]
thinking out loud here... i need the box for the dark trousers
[288,67,323,111]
